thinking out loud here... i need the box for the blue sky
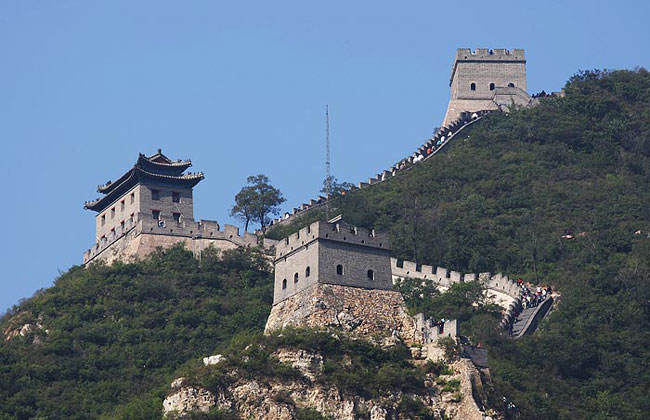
[1,0,648,312]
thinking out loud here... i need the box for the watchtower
[273,219,393,304]
[442,48,531,126]
[84,149,204,245]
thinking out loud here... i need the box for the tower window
[101,215,105,226]
[111,207,115,219]
[151,189,160,200]
[173,212,181,223]
[120,220,125,230]
[120,200,125,211]
[282,279,287,290]
[367,269,375,281]
[152,210,161,220]
[336,264,344,275]
[172,192,180,203]
[508,82,515,87]
[130,192,135,204]
[489,83,495,91]
[294,273,299,283]
[470,82,476,91]
[305,266,310,277]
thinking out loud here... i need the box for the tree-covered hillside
[2,69,650,420]
[0,246,273,420]
[272,68,650,420]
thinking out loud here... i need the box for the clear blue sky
[1,0,648,312]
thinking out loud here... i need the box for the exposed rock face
[202,354,226,366]
[3,313,46,343]
[273,348,323,381]
[264,284,421,344]
[163,385,216,417]
[164,351,489,420]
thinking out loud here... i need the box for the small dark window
[120,200,125,210]
[173,212,181,223]
[508,82,515,87]
[470,82,476,91]
[111,207,115,218]
[120,220,125,230]
[151,189,160,200]
[336,265,343,275]
[367,269,374,280]
[152,210,160,220]
[172,192,180,203]
[282,279,287,289]
[489,83,495,91]
[305,266,310,277]
[294,273,299,283]
[101,215,105,226]
[130,192,135,204]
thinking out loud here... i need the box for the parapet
[391,258,522,299]
[455,48,525,62]
[275,220,390,260]
[83,216,259,264]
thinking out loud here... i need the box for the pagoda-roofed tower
[84,149,204,245]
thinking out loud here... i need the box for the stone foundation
[264,283,421,344]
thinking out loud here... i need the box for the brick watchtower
[265,218,419,342]
[272,219,393,305]
[84,149,204,245]
[442,48,531,126]
[82,150,257,265]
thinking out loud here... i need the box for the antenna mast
[325,105,331,220]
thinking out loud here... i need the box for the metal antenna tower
[325,105,331,220]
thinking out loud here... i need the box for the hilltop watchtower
[442,48,531,126]
[82,150,258,265]
[84,149,204,243]
[265,219,419,341]
[273,219,393,304]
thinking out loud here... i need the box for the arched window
[294,273,299,283]
[282,279,287,289]
[336,264,344,275]
[508,82,515,87]
[489,83,495,91]
[305,266,310,277]
[470,82,476,91]
[367,269,374,281]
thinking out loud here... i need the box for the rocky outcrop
[264,284,421,344]
[163,351,490,420]
[3,313,47,343]
[163,381,216,418]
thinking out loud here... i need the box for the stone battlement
[455,48,525,62]
[275,220,390,260]
[390,258,521,299]
[84,215,258,264]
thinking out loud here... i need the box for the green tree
[320,176,353,197]
[232,175,286,232]
[230,186,256,231]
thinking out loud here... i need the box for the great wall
[81,47,556,342]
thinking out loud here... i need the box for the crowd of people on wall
[507,278,553,336]
[271,110,491,227]
[393,110,489,171]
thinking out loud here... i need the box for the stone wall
[83,216,260,265]
[264,283,421,344]
[390,258,521,301]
